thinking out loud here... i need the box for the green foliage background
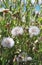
[0,0,42,65]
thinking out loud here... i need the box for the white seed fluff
[1,37,14,48]
[11,26,24,36]
[29,26,40,37]
[27,57,32,61]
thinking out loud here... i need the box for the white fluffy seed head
[1,37,14,48]
[29,26,40,37]
[27,57,32,61]
[11,26,24,37]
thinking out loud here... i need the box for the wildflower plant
[0,0,42,65]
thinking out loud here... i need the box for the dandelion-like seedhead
[1,37,15,48]
[11,26,24,37]
[29,26,40,37]
[27,56,32,61]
